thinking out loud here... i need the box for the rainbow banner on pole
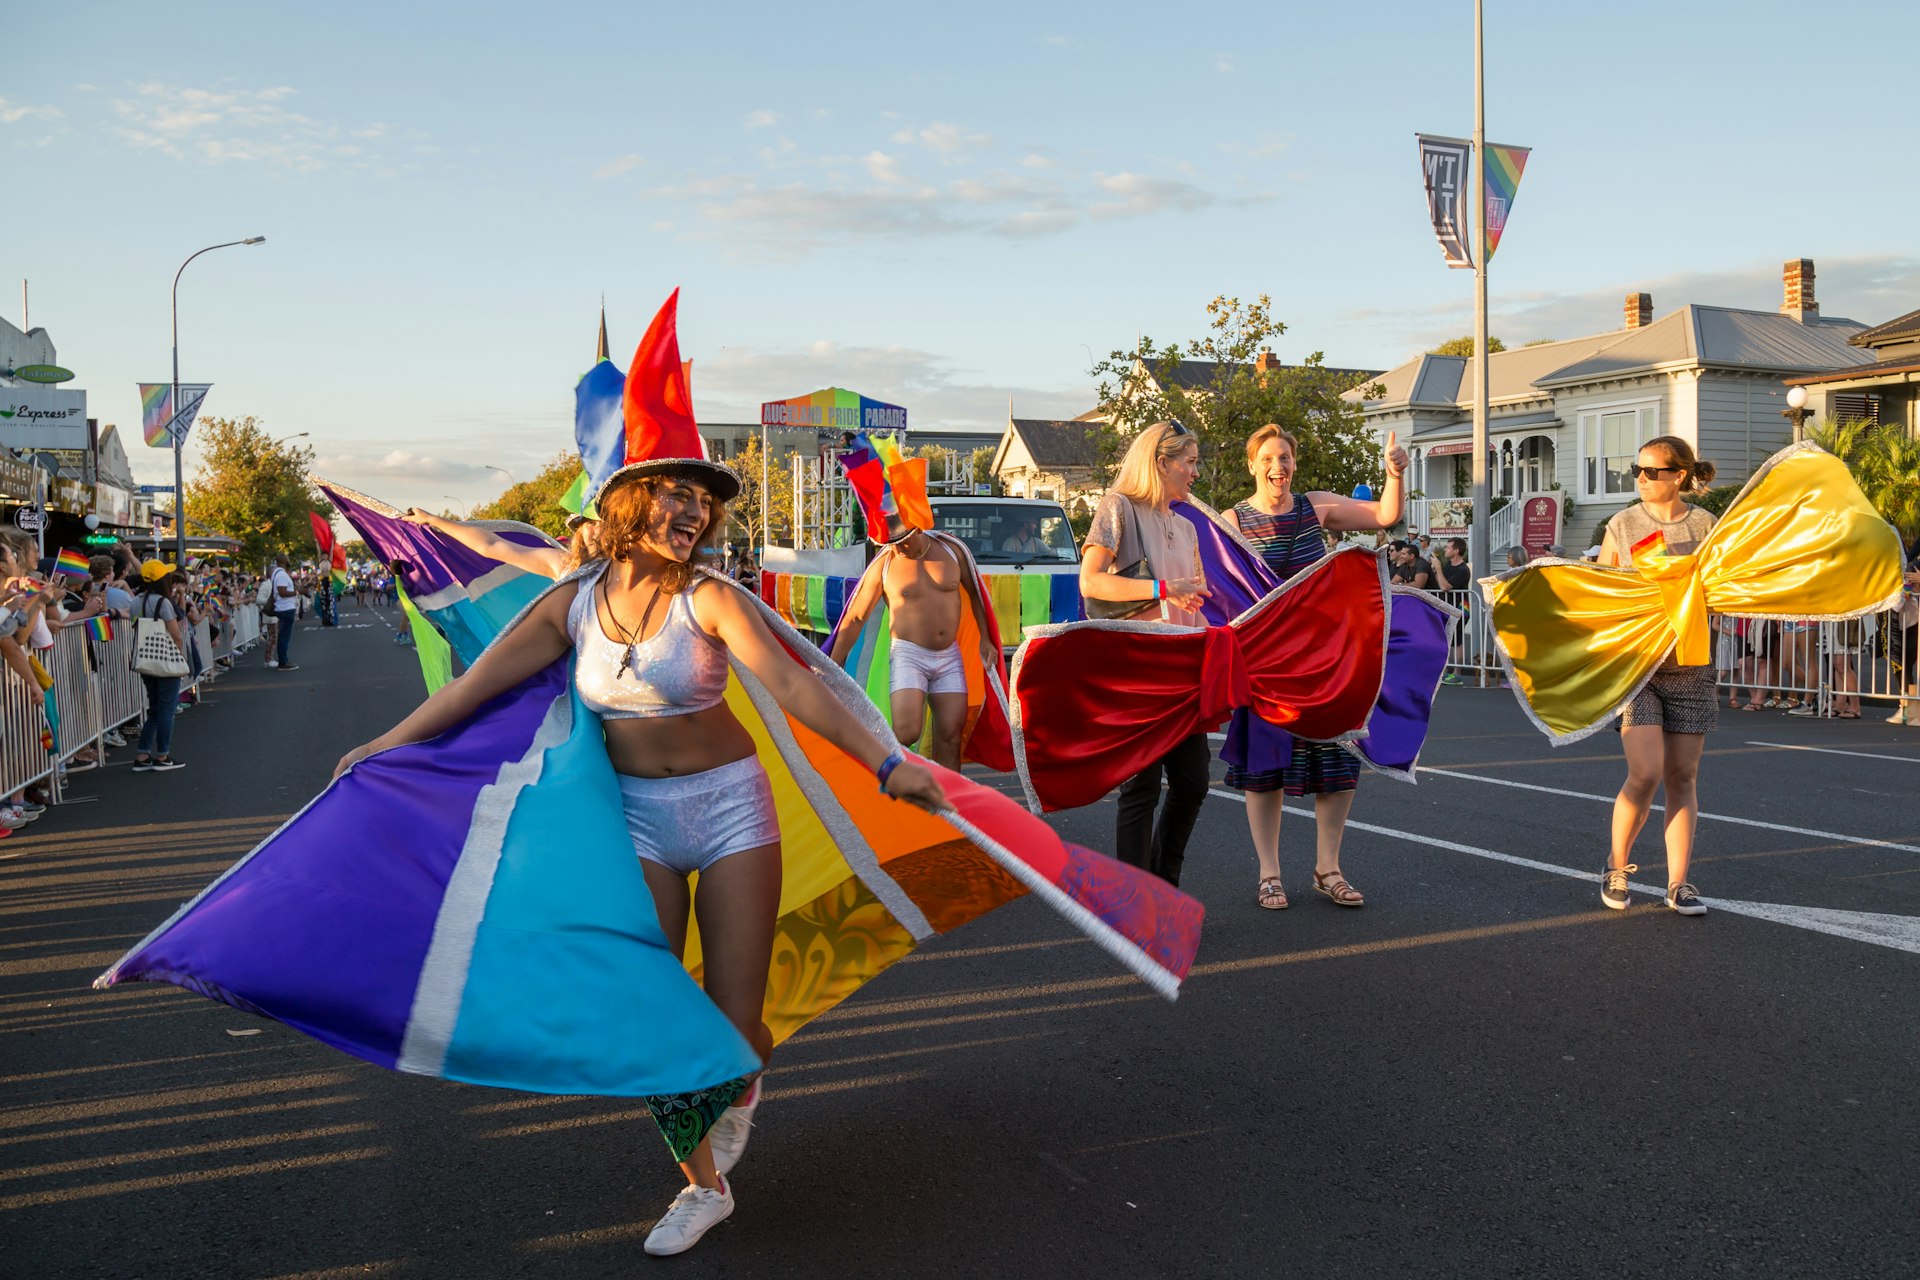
[1482,143,1531,263]
[54,548,90,578]
[138,382,214,448]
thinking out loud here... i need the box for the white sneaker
[0,810,23,830]
[710,1078,762,1176]
[265,659,279,668]
[103,731,127,747]
[642,1179,734,1257]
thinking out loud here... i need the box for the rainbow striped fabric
[85,616,113,642]
[54,548,90,579]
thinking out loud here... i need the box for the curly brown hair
[593,473,728,594]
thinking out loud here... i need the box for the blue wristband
[876,746,907,792]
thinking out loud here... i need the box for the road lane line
[1746,741,1920,764]
[1208,789,1920,957]
[1417,769,1920,855]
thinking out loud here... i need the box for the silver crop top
[568,571,729,719]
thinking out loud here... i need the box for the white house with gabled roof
[1349,259,1870,550]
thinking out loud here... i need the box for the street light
[172,236,266,564]
[273,431,310,446]
[485,465,516,486]
[443,495,469,518]
[1783,385,1812,444]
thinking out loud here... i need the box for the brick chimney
[1783,258,1817,322]
[1254,349,1278,376]
[1625,293,1652,329]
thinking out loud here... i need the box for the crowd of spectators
[0,537,272,841]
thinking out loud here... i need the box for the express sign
[0,385,88,449]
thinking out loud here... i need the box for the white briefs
[889,637,967,695]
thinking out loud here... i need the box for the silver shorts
[1619,665,1719,734]
[889,637,967,695]
[618,756,779,876]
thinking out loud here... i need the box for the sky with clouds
[8,0,1918,507]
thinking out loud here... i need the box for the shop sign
[13,506,44,532]
[1520,495,1560,553]
[0,453,34,501]
[95,482,133,526]
[0,385,88,449]
[11,365,75,384]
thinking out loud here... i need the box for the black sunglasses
[1628,464,1681,479]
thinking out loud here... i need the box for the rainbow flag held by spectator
[85,615,113,642]
[54,548,89,579]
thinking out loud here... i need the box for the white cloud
[864,150,906,184]
[743,109,778,130]
[696,341,1091,431]
[1089,172,1215,220]
[0,97,62,124]
[1350,253,1920,357]
[890,120,992,154]
[1214,53,1236,74]
[108,83,421,173]
[1021,152,1056,170]
[313,449,496,483]
[593,152,645,180]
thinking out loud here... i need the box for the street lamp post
[485,465,516,486]
[172,236,265,564]
[1783,385,1812,444]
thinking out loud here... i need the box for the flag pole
[1469,0,1491,587]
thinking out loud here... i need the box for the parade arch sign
[759,387,906,433]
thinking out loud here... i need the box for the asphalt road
[4,607,1918,1279]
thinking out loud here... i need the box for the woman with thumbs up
[1220,425,1409,911]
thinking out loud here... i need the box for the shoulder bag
[131,596,191,679]
[1085,498,1159,622]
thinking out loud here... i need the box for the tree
[1089,294,1385,508]
[1810,417,1920,541]
[183,416,332,568]
[470,452,583,540]
[1429,335,1507,357]
[729,435,797,549]
[969,444,999,494]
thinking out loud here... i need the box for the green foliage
[183,416,331,568]
[1809,417,1920,541]
[1692,483,1743,518]
[470,452,583,539]
[1429,335,1508,357]
[729,435,797,548]
[1088,294,1384,508]
[1522,337,1557,347]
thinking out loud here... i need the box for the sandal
[1257,876,1289,910]
[1740,700,1763,711]
[1314,869,1365,908]
[1763,697,1780,708]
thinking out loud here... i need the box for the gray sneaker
[1601,862,1637,911]
[1665,883,1707,916]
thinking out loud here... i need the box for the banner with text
[1417,134,1474,269]
[1483,143,1531,263]
[139,383,213,448]
[0,384,89,450]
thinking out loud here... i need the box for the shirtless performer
[830,524,996,770]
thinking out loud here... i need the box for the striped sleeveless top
[1234,495,1326,579]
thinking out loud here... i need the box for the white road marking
[1417,769,1920,855]
[1207,788,1920,957]
[1746,741,1920,765]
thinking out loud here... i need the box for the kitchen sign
[0,385,88,450]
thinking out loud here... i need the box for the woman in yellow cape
[1480,439,1903,915]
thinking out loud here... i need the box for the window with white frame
[1578,402,1659,499]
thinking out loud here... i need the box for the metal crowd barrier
[1432,589,1916,716]
[0,602,267,803]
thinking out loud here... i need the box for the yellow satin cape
[1480,443,1904,743]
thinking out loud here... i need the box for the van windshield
[932,503,1078,565]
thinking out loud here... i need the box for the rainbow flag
[85,615,113,642]
[139,384,173,447]
[54,548,89,579]
[1483,143,1531,263]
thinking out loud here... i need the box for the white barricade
[0,651,55,798]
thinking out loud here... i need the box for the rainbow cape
[318,481,560,675]
[95,565,1202,1098]
[825,532,1015,773]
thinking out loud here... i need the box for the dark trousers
[1114,733,1211,887]
[275,609,297,665]
[137,675,180,756]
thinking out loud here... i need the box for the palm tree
[1810,418,1920,543]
